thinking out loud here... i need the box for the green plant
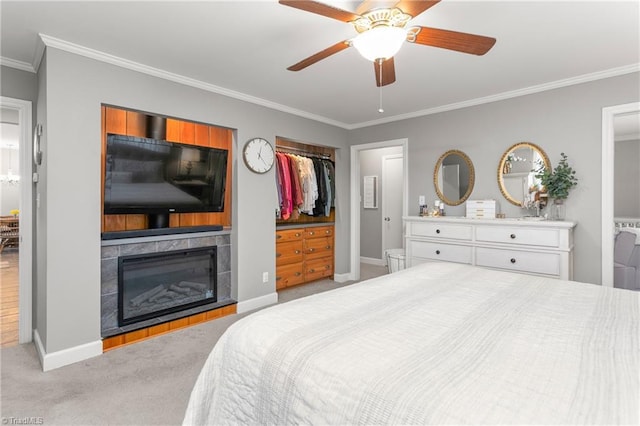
[535,152,578,200]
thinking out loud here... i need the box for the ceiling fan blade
[279,0,360,23]
[355,0,387,15]
[409,26,496,55]
[374,58,396,87]
[287,41,351,71]
[394,0,440,18]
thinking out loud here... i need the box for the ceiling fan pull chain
[378,59,384,113]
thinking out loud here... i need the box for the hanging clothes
[323,161,332,216]
[287,154,303,220]
[275,150,334,220]
[276,152,293,220]
[324,159,335,208]
[312,158,327,216]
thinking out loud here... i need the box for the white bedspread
[183,262,639,425]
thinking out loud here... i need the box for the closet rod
[276,146,332,159]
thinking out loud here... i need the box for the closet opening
[274,137,336,290]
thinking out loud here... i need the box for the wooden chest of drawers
[276,225,334,290]
[405,217,576,280]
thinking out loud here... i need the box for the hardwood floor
[1,248,19,348]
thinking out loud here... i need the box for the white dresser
[404,216,577,280]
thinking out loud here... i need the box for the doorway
[601,102,640,287]
[350,139,408,282]
[0,97,33,345]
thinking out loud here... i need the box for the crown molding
[348,63,640,129]
[0,56,36,73]
[35,34,640,131]
[38,34,349,129]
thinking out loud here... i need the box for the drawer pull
[309,248,315,252]
[510,258,516,264]
[436,250,441,255]
[325,245,331,249]
[436,229,441,234]
[309,269,315,273]
[295,272,301,276]
[295,233,301,237]
[325,265,330,269]
[510,234,516,239]
[325,230,330,234]
[276,253,282,258]
[295,250,300,254]
[309,231,315,235]
[276,276,281,281]
[276,234,282,240]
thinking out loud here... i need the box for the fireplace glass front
[118,246,217,326]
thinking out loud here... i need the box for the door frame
[1,96,33,343]
[349,139,408,282]
[381,153,404,261]
[601,102,640,287]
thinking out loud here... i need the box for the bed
[183,262,639,425]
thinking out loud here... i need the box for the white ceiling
[1,1,639,129]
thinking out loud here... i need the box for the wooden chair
[0,216,19,253]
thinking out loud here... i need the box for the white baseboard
[236,292,278,313]
[361,256,385,266]
[333,272,353,283]
[34,329,102,372]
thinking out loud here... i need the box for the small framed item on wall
[363,175,378,209]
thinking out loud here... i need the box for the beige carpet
[0,263,387,425]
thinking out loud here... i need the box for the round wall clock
[243,137,275,174]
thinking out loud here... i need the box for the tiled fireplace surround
[100,230,233,338]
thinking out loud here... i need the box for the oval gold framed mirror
[498,142,551,206]
[434,149,475,206]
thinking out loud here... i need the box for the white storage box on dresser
[404,216,576,280]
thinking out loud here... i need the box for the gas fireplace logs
[129,281,208,307]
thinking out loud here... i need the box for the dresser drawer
[276,263,305,289]
[410,222,473,241]
[305,257,333,281]
[276,228,304,243]
[305,237,333,260]
[410,241,472,264]
[476,247,560,276]
[475,226,560,248]
[305,226,333,239]
[276,241,303,266]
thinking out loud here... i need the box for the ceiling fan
[279,0,496,87]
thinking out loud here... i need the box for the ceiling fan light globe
[352,26,406,62]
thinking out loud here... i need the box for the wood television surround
[101,105,233,232]
[100,106,234,351]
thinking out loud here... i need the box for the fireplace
[118,246,217,326]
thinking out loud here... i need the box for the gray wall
[1,65,38,121]
[359,146,402,260]
[614,139,640,217]
[349,73,640,285]
[36,47,348,354]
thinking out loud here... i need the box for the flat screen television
[104,134,228,228]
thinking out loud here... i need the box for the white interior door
[382,154,403,258]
